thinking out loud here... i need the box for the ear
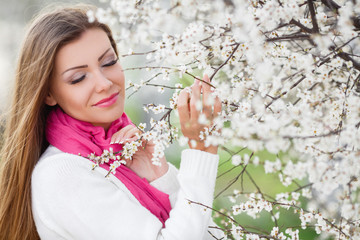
[45,92,57,106]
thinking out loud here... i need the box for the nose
[93,70,113,93]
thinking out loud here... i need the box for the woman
[0,4,222,240]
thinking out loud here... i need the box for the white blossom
[93,0,360,238]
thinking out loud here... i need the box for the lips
[93,92,119,107]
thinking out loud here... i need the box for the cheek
[108,66,125,86]
[57,85,92,110]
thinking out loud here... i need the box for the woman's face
[46,28,125,130]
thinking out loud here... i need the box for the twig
[336,51,360,71]
[185,71,216,88]
[307,0,320,33]
[187,200,283,240]
[121,49,157,58]
[266,34,311,42]
[290,19,314,33]
[293,183,313,192]
[282,128,342,139]
[209,43,240,81]
[215,164,248,199]
[265,75,306,109]
[321,0,340,14]
[145,83,183,90]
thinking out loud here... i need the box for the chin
[102,109,124,121]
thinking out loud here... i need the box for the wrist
[188,140,218,154]
[151,157,169,180]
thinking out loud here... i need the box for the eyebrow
[61,47,112,75]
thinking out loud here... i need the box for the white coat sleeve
[150,159,224,239]
[150,163,180,208]
[32,149,222,240]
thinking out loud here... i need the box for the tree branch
[210,43,240,81]
[290,19,314,33]
[307,0,320,33]
[321,0,340,14]
[266,34,313,44]
[336,51,360,71]
[265,75,306,109]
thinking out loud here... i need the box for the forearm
[158,149,220,239]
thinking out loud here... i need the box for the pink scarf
[46,107,171,226]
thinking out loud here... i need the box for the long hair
[0,5,118,239]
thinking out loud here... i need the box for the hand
[177,74,222,154]
[111,125,168,182]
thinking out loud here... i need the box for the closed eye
[102,58,118,67]
[71,74,86,85]
[69,56,118,84]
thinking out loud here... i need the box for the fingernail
[110,141,114,144]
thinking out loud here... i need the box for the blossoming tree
[89,0,360,239]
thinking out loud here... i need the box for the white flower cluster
[88,148,126,175]
[144,103,166,114]
[93,0,360,238]
[232,193,273,219]
[121,138,142,160]
[140,114,179,166]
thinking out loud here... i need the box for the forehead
[54,28,112,71]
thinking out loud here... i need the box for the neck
[92,122,111,131]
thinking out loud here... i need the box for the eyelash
[70,58,119,85]
[71,75,86,85]
[102,58,118,67]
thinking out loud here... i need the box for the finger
[202,74,212,118]
[201,74,211,91]
[177,88,191,124]
[121,127,142,143]
[111,125,134,144]
[122,135,140,143]
[110,131,121,144]
[142,138,155,147]
[213,95,222,118]
[110,136,122,144]
[190,79,201,122]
